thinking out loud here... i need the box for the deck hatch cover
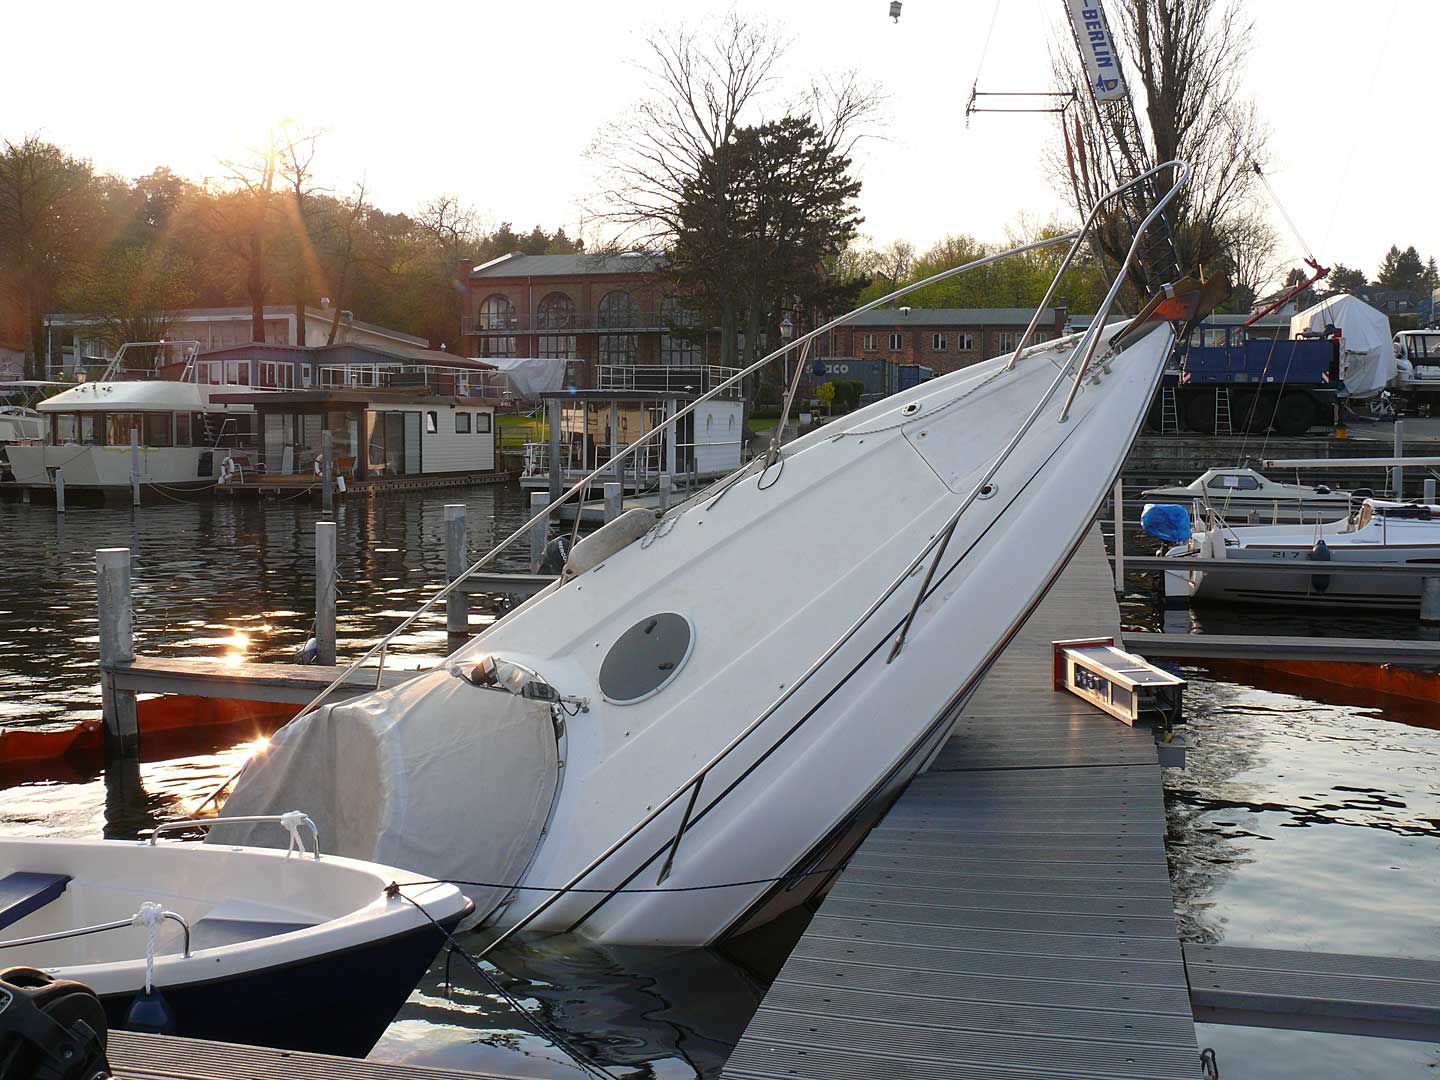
[600,613,694,704]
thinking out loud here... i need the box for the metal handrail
[466,162,1193,957]
[189,231,1083,819]
[149,812,321,860]
[0,909,191,957]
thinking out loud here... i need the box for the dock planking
[107,1031,526,1080]
[722,528,1200,1080]
[107,656,426,705]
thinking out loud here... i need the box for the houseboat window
[225,360,248,385]
[175,413,192,447]
[196,361,218,384]
[106,413,142,445]
[258,361,296,388]
[143,413,172,447]
[425,411,438,434]
[474,413,492,434]
[52,414,79,444]
[455,412,472,434]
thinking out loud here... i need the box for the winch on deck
[1053,637,1187,765]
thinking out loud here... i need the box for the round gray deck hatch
[599,613,695,704]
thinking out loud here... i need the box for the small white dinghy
[0,815,470,1056]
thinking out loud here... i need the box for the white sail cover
[214,670,559,920]
[1290,294,1394,399]
[485,357,569,398]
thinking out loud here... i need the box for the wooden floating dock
[108,1031,524,1080]
[723,530,1201,1080]
[107,657,424,705]
[1123,632,1440,665]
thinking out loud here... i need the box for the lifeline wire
[391,889,616,1080]
[386,860,843,897]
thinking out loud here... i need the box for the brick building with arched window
[460,252,713,388]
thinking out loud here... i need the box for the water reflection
[376,933,772,1079]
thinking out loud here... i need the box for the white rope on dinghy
[132,901,166,994]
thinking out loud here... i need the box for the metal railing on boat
[205,161,1195,948]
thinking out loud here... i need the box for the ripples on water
[0,501,1436,1077]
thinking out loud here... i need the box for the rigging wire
[394,891,616,1080]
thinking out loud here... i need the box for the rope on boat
[386,860,842,897]
[132,902,166,994]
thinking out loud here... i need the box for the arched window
[598,290,639,364]
[536,292,577,359]
[660,294,702,365]
[477,294,515,358]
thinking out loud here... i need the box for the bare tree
[324,179,369,346]
[276,127,326,346]
[209,132,279,342]
[1050,0,1267,284]
[872,239,916,293]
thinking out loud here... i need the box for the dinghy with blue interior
[214,162,1214,949]
[0,814,470,1057]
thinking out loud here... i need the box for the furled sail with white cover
[215,673,559,922]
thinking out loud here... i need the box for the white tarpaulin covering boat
[485,357,570,397]
[1290,293,1393,399]
[218,677,558,923]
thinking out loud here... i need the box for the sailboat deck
[722,527,1200,1080]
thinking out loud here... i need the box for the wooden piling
[54,469,65,514]
[547,398,563,505]
[445,504,468,647]
[97,547,138,754]
[658,473,673,513]
[1393,419,1405,497]
[604,482,623,523]
[322,429,334,512]
[1111,478,1124,592]
[130,428,141,507]
[529,492,550,572]
[315,521,337,667]
[1423,577,1440,626]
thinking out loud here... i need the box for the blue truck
[1147,322,1340,435]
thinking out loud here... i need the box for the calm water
[0,497,1436,1077]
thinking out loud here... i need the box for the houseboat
[523,364,744,500]
[7,341,502,500]
[6,341,261,497]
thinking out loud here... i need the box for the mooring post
[97,548,138,754]
[1425,478,1436,504]
[315,521,337,667]
[604,481,623,523]
[321,429,334,512]
[129,427,141,507]
[54,468,65,514]
[445,504,468,648]
[1112,477,1125,592]
[658,472,673,513]
[1393,419,1405,498]
[529,492,550,572]
[547,397,563,505]
[1422,577,1440,627]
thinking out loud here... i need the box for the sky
[4,0,1429,288]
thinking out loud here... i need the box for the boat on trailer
[218,163,1199,948]
[0,816,469,1057]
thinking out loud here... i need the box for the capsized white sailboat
[219,164,1196,947]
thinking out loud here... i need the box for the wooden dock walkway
[108,1031,524,1080]
[723,529,1202,1080]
